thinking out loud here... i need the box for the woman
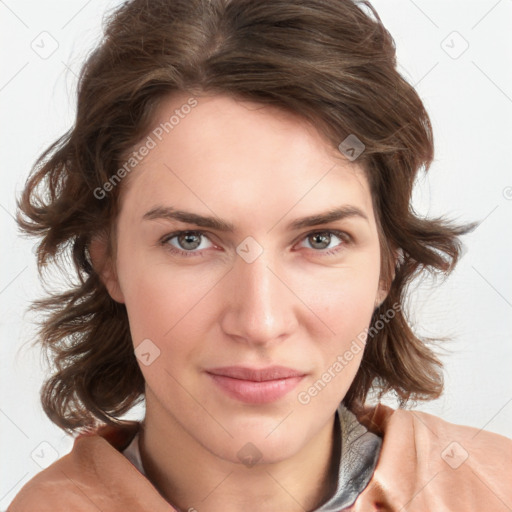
[9,0,511,510]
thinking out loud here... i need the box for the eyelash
[159,229,352,258]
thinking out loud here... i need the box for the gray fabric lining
[314,402,382,511]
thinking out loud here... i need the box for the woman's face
[103,93,386,464]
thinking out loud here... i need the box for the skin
[91,93,389,512]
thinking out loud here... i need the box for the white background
[1,0,511,508]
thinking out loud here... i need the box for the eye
[297,230,350,255]
[159,229,351,258]
[160,230,214,256]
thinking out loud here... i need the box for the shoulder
[7,434,109,511]
[353,403,512,511]
[358,401,512,447]
[7,422,171,512]
[366,403,512,461]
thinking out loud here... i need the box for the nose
[219,248,298,346]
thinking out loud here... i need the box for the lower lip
[207,373,305,404]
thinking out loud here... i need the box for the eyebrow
[142,205,369,231]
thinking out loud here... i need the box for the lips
[207,365,305,381]
[205,366,306,404]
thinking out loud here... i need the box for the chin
[212,431,305,467]
[209,414,313,465]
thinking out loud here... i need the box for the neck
[138,396,339,512]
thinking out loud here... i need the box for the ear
[374,281,389,309]
[374,247,401,309]
[89,232,125,304]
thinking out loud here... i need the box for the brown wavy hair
[16,0,474,434]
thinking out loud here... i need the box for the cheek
[293,271,377,408]
[118,271,206,397]
[116,251,225,386]
[294,252,380,385]
[300,254,381,333]
[121,271,209,344]
[115,230,212,337]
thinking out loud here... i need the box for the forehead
[117,93,374,229]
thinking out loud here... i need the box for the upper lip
[206,366,306,382]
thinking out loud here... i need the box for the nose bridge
[222,247,295,344]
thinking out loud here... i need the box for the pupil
[180,233,200,250]
[311,233,330,249]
